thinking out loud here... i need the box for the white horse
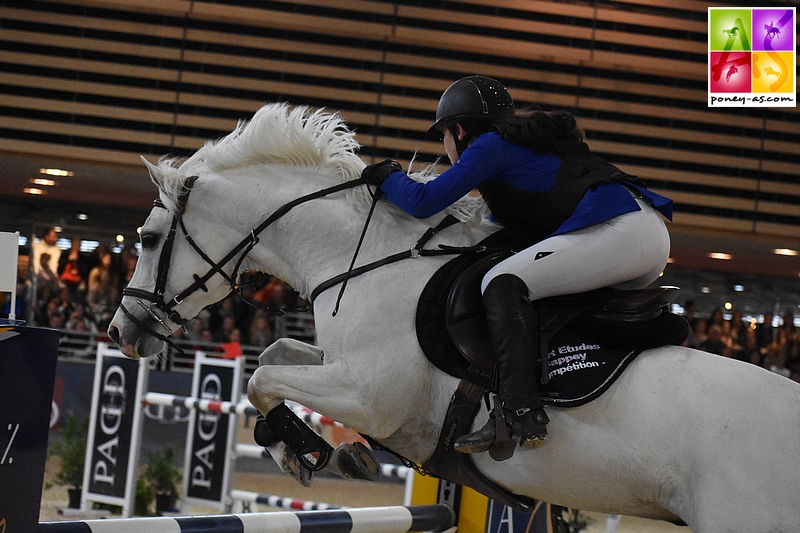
[108,103,800,532]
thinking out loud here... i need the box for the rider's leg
[454,273,549,459]
[456,200,669,459]
[483,199,670,300]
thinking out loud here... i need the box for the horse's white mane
[146,103,487,224]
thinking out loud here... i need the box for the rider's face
[443,126,463,165]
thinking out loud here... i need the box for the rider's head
[427,75,515,157]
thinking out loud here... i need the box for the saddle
[446,252,681,378]
[414,251,689,511]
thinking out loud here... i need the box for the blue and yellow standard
[410,472,553,533]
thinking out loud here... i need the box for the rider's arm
[379,133,545,218]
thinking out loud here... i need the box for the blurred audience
[683,303,800,383]
[12,237,800,385]
[31,227,61,275]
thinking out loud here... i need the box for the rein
[121,171,488,356]
[309,215,487,303]
[120,175,368,355]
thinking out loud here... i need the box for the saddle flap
[445,253,509,374]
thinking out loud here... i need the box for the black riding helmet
[427,75,515,142]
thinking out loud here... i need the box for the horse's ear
[141,156,180,213]
[141,156,164,189]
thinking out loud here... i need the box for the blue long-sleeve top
[380,132,672,237]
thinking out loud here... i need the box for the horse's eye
[141,233,158,249]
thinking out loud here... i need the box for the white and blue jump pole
[38,504,456,532]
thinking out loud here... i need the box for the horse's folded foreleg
[261,439,380,485]
[257,338,324,367]
[254,404,380,484]
[248,359,387,484]
[248,360,387,440]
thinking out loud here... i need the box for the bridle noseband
[119,174,368,355]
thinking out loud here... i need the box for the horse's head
[108,159,237,358]
[108,103,369,358]
[108,102,486,359]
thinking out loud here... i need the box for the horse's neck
[221,166,484,300]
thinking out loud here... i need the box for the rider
[362,75,673,460]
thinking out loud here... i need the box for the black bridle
[119,175,369,354]
[119,172,489,357]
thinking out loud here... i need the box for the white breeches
[481,197,670,300]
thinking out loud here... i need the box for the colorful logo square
[709,9,752,51]
[710,52,751,92]
[752,9,794,52]
[708,7,796,107]
[753,51,793,93]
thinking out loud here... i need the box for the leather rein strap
[120,176,368,354]
[309,215,485,303]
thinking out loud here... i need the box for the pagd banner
[708,7,796,107]
[182,354,243,511]
[82,344,149,517]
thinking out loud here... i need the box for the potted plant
[48,413,87,509]
[143,447,182,515]
[134,477,154,516]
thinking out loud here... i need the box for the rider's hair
[490,107,584,154]
[446,107,584,156]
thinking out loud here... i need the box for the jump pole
[229,489,343,510]
[38,504,456,533]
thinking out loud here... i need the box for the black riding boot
[454,274,548,460]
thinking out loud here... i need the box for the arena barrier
[80,345,244,514]
[81,345,150,516]
[38,504,456,533]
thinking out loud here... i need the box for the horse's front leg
[248,356,384,435]
[248,354,382,484]
[258,337,324,367]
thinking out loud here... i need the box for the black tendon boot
[454,274,549,460]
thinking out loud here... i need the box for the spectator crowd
[4,229,307,356]
[682,300,800,382]
[2,230,798,382]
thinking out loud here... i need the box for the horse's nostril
[107,325,120,345]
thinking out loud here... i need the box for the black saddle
[445,252,682,377]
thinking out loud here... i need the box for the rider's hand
[361,159,403,188]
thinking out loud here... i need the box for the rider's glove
[361,159,403,189]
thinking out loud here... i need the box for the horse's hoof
[332,442,380,481]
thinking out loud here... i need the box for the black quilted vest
[478,140,638,244]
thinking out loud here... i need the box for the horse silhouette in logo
[764,22,780,40]
[764,66,781,80]
[722,27,739,38]
[726,64,739,82]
